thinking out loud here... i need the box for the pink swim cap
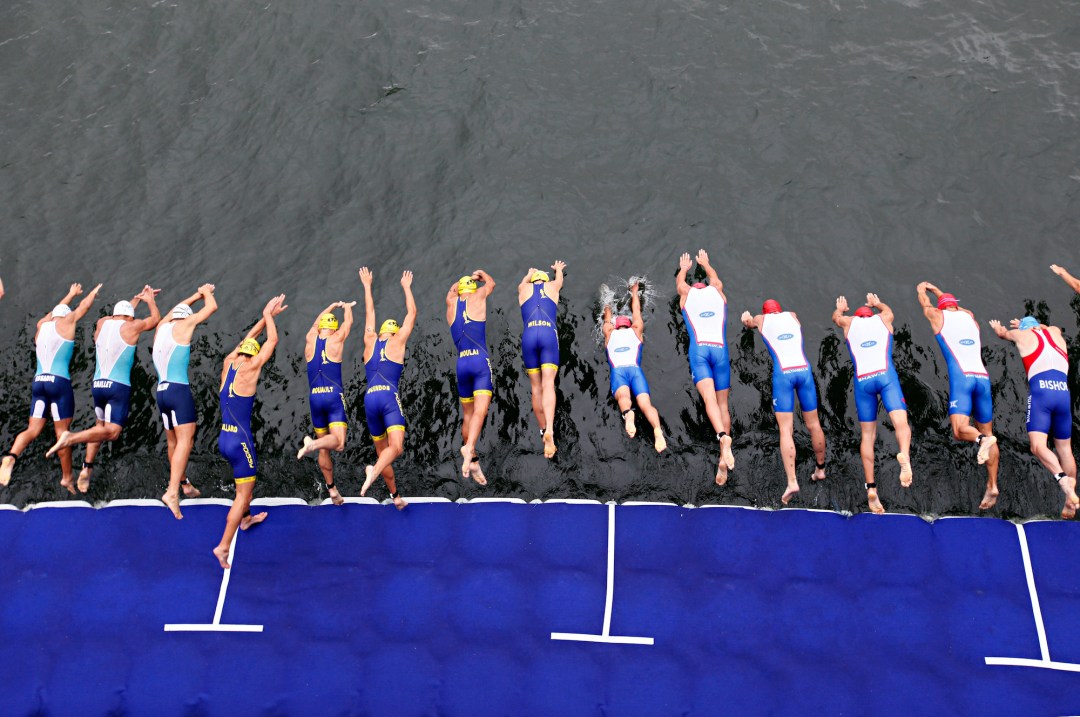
[763,299,782,314]
[614,316,633,329]
[854,306,873,318]
[692,282,707,289]
[937,293,958,309]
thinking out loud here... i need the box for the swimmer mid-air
[676,250,735,485]
[358,268,414,510]
[741,300,827,504]
[519,261,565,459]
[917,282,999,509]
[213,294,287,569]
[154,284,218,519]
[1,282,102,490]
[832,293,913,514]
[46,286,162,492]
[990,315,1078,519]
[296,299,356,505]
[602,282,666,453]
[447,270,496,485]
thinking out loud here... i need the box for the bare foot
[327,484,344,506]
[393,495,409,511]
[77,464,92,493]
[212,545,231,569]
[868,490,885,514]
[60,474,76,495]
[45,431,72,459]
[469,459,488,486]
[715,462,728,487]
[296,435,315,460]
[896,452,913,487]
[1060,476,1078,519]
[653,427,666,453]
[361,466,378,496]
[181,478,201,498]
[460,445,473,478]
[979,486,1000,511]
[812,465,826,482]
[976,435,997,465]
[240,512,268,530]
[782,483,800,505]
[624,412,637,438]
[720,434,735,470]
[0,456,14,486]
[543,431,557,459]
[161,492,183,519]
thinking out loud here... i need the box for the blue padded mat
[0,501,1078,716]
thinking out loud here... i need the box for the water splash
[593,276,663,344]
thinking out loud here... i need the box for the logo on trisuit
[959,339,976,346]
[614,347,631,353]
[777,333,794,340]
[860,340,877,348]
[699,311,715,318]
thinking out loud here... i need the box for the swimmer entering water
[917,282,999,510]
[46,286,161,492]
[990,316,1079,519]
[1051,264,1080,294]
[358,268,415,510]
[296,298,356,505]
[832,294,913,514]
[212,295,287,569]
[154,284,218,519]
[602,282,666,453]
[676,250,735,485]
[447,270,496,485]
[519,261,565,459]
[741,300,827,505]
[1,282,101,489]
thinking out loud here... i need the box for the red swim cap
[614,316,633,329]
[854,306,873,318]
[763,299,782,314]
[692,282,707,289]
[937,293,958,309]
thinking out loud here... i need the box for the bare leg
[77,421,118,493]
[975,420,1000,510]
[1052,436,1078,518]
[615,388,635,437]
[803,409,827,481]
[459,400,476,477]
[634,393,665,453]
[1,418,47,486]
[47,419,121,457]
[715,386,736,470]
[889,409,913,487]
[695,379,728,484]
[462,395,490,485]
[162,423,197,519]
[541,366,557,458]
[860,421,884,514]
[362,432,408,509]
[527,371,545,434]
[320,425,347,504]
[776,412,799,504]
[212,481,265,569]
[54,419,75,494]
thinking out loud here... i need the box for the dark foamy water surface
[2,0,1079,516]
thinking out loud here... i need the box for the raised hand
[199,283,216,295]
[740,310,754,326]
[401,270,413,288]
[696,249,710,266]
[630,281,640,295]
[69,283,84,297]
[866,293,880,307]
[679,253,692,272]
[342,301,357,308]
[552,260,566,273]
[836,296,849,313]
[358,267,373,287]
[1051,264,1066,277]
[1009,318,1020,329]
[88,284,103,297]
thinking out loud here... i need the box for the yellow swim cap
[379,319,400,335]
[238,338,261,356]
[457,276,478,295]
[531,270,550,283]
[318,313,339,330]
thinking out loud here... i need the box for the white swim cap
[52,304,72,318]
[172,303,194,319]
[113,300,135,318]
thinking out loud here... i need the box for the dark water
[2,0,1079,517]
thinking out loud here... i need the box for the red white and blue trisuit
[1023,328,1071,439]
[846,315,906,422]
[607,328,650,397]
[681,285,730,390]
[760,312,818,413]
[933,311,992,424]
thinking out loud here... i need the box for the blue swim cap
[1018,316,1040,330]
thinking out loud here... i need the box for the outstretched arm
[602,304,614,342]
[446,282,458,324]
[338,301,355,340]
[132,286,161,332]
[250,295,287,368]
[474,269,496,298]
[831,296,851,330]
[1051,264,1080,294]
[630,282,644,333]
[396,271,417,341]
[867,293,893,327]
[916,282,940,321]
[40,282,83,326]
[989,319,1019,343]
[191,284,218,324]
[71,283,103,321]
[676,252,692,298]
[308,301,339,342]
[697,249,723,291]
[359,267,376,347]
[740,311,762,330]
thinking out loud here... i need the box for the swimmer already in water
[741,299,827,505]
[602,282,666,453]
[676,250,736,485]
[990,315,1079,519]
[832,294,913,514]
[46,286,162,492]
[1,282,101,489]
[296,299,356,505]
[917,282,1000,510]
[447,270,496,485]
[358,267,415,510]
[155,284,218,519]
[519,261,565,459]
[212,294,287,569]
